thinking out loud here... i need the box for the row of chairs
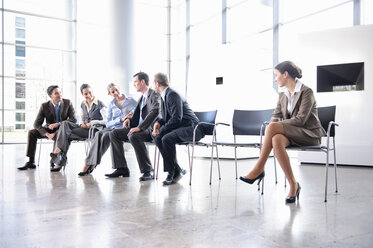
[36,107,338,202]
[159,106,338,202]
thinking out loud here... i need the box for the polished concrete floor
[1,142,373,248]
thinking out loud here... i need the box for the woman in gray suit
[240,61,326,203]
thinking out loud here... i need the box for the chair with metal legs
[153,110,219,183]
[183,110,218,185]
[210,109,274,190]
[268,106,339,202]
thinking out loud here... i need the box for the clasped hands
[45,122,60,140]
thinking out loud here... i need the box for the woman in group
[239,61,326,203]
[78,83,137,176]
[50,84,107,171]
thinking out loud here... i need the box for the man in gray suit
[107,72,160,180]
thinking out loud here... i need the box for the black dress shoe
[173,169,187,183]
[105,168,130,178]
[163,173,175,185]
[17,162,36,170]
[139,171,153,181]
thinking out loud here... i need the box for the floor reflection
[1,143,373,247]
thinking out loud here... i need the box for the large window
[15,82,26,98]
[1,0,367,142]
[166,0,362,112]
[0,0,76,143]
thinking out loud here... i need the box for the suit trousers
[26,129,56,158]
[154,127,192,176]
[85,128,112,166]
[55,121,89,153]
[110,128,153,173]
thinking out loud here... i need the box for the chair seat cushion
[213,141,259,148]
[287,145,329,151]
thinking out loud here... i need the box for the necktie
[139,96,146,124]
[161,98,166,120]
[56,105,60,123]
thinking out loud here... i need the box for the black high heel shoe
[50,151,64,164]
[239,171,265,185]
[286,182,301,203]
[50,154,67,172]
[78,165,94,176]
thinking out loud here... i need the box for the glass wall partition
[0,0,76,143]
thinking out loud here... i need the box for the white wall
[292,25,373,166]
[187,38,277,159]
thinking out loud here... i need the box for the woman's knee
[267,122,283,131]
[272,134,288,149]
[266,122,284,137]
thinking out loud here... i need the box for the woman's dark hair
[107,83,118,95]
[80,84,91,94]
[47,85,59,95]
[133,72,149,86]
[154,73,169,87]
[275,61,302,79]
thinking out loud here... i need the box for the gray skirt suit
[271,84,326,146]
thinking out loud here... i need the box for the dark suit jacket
[34,98,76,136]
[157,88,200,140]
[271,84,326,139]
[130,88,160,130]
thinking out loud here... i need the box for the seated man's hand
[152,122,160,137]
[48,123,60,130]
[128,127,140,136]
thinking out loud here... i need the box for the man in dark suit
[18,85,76,170]
[152,73,204,185]
[107,72,160,180]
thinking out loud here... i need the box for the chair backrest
[195,110,217,135]
[232,109,274,136]
[317,106,336,137]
